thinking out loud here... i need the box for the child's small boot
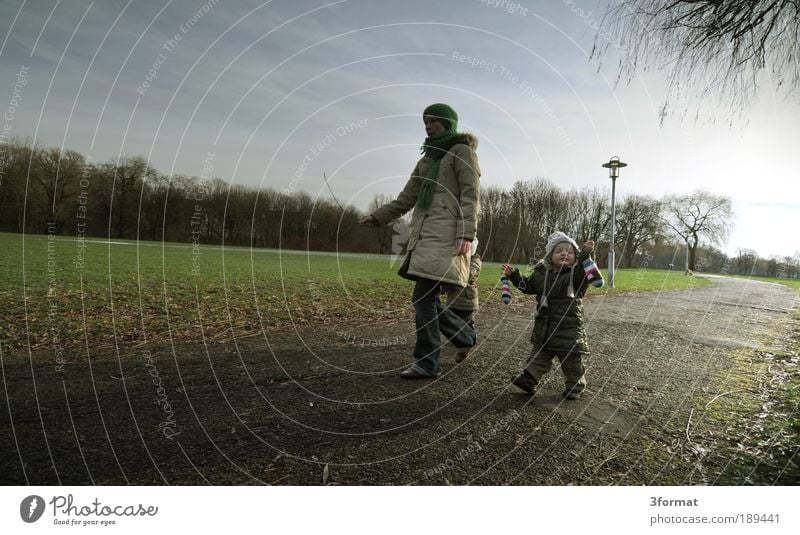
[511,370,536,394]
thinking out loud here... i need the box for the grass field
[0,232,710,354]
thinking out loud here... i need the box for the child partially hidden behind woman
[501,231,604,400]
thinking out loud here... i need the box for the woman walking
[359,103,481,378]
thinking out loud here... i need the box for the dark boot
[511,371,536,394]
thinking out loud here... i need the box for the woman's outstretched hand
[358,215,377,227]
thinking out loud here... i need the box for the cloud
[1,0,797,259]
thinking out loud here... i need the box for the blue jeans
[410,278,476,376]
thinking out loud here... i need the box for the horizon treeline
[1,139,797,278]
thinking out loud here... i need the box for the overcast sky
[1,0,798,259]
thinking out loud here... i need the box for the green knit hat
[423,103,458,131]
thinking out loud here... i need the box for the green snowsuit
[508,249,600,394]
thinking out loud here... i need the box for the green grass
[0,232,711,354]
[694,273,800,483]
[699,327,800,484]
[486,261,711,294]
[0,232,414,354]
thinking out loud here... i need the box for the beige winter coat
[372,133,480,287]
[444,253,482,310]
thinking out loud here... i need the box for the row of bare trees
[1,139,794,276]
[477,179,739,273]
[0,139,365,251]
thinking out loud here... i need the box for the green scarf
[416,131,461,209]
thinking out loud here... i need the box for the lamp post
[601,156,627,288]
[684,237,690,275]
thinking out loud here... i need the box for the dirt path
[1,275,797,485]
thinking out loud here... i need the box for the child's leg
[512,348,554,394]
[524,348,555,384]
[557,352,587,398]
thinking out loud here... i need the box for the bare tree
[616,194,662,267]
[31,147,86,232]
[222,184,254,245]
[507,179,568,263]
[476,185,507,262]
[203,178,230,244]
[789,253,800,279]
[252,187,277,248]
[594,0,800,120]
[367,193,395,254]
[663,191,732,272]
[101,155,155,238]
[764,255,783,277]
[734,247,758,275]
[568,187,610,245]
[139,171,171,241]
[0,138,34,232]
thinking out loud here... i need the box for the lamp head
[602,156,627,179]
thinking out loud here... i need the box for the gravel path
[1,275,797,485]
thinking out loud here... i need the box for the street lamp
[684,237,690,275]
[602,156,627,288]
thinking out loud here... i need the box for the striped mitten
[501,276,512,304]
[582,258,604,287]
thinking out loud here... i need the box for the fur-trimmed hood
[454,132,479,151]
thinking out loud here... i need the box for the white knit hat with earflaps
[540,231,580,307]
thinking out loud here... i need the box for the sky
[1,0,798,259]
